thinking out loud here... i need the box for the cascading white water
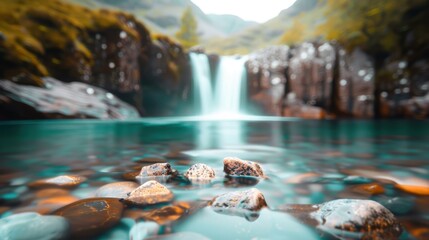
[213,56,248,115]
[190,52,213,115]
[190,53,247,116]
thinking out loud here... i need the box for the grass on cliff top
[0,0,144,86]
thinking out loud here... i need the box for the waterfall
[190,53,247,116]
[214,56,248,115]
[190,52,213,115]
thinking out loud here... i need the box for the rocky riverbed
[1,119,429,239]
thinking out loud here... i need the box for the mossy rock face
[0,0,145,87]
[0,0,194,118]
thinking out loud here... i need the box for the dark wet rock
[124,180,173,206]
[184,163,215,181]
[373,196,415,215]
[0,212,69,240]
[211,188,267,221]
[95,181,139,198]
[52,198,124,238]
[223,157,265,178]
[138,163,174,178]
[0,78,139,119]
[312,199,402,239]
[28,175,86,189]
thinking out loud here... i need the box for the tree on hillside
[175,7,199,49]
[316,0,427,117]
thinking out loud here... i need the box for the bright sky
[191,0,297,23]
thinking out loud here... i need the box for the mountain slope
[203,0,321,54]
[69,0,255,40]
[208,14,257,35]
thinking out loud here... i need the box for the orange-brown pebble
[352,183,385,195]
[125,180,173,205]
[28,175,86,189]
[52,198,124,238]
[395,178,429,195]
[37,195,79,206]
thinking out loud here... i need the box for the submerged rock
[137,163,174,178]
[28,175,86,189]
[184,163,215,181]
[223,157,265,178]
[124,180,173,206]
[312,199,402,239]
[95,181,139,199]
[211,188,267,221]
[52,198,124,238]
[0,212,69,240]
[129,221,159,240]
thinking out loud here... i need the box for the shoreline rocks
[124,180,173,206]
[223,157,265,178]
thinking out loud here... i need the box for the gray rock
[0,77,139,119]
[125,180,173,206]
[211,188,267,221]
[223,157,265,177]
[137,163,173,178]
[129,221,159,240]
[0,212,69,240]
[95,181,139,199]
[312,199,402,239]
[184,163,215,181]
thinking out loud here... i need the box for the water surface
[1,118,428,239]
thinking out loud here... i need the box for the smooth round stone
[211,188,267,221]
[129,221,159,240]
[223,157,265,178]
[52,198,124,238]
[124,181,173,206]
[95,181,139,199]
[138,163,173,177]
[312,199,402,239]
[28,175,86,189]
[0,212,69,240]
[184,163,215,181]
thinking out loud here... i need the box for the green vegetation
[0,0,144,86]
[175,7,199,49]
